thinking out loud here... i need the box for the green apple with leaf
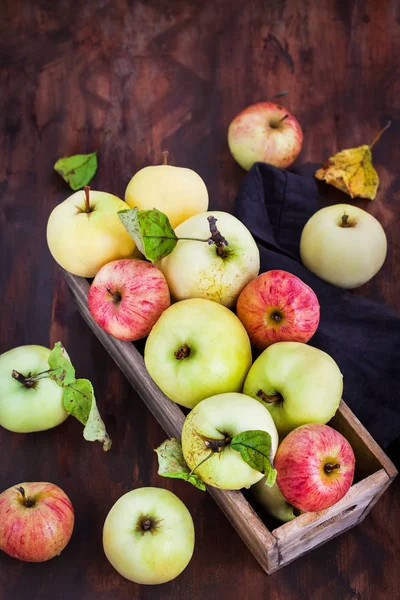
[0,342,111,450]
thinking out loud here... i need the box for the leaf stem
[370,121,391,149]
[84,186,91,213]
[188,450,213,476]
[162,150,168,165]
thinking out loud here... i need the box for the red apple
[0,482,74,562]
[228,102,303,170]
[88,258,170,341]
[236,270,320,350]
[275,424,355,512]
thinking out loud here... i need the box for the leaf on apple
[63,378,112,451]
[315,122,391,200]
[48,342,76,387]
[231,430,277,487]
[155,438,206,491]
[119,207,178,263]
[54,152,98,191]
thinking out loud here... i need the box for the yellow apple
[300,204,387,288]
[47,188,135,277]
[125,155,209,228]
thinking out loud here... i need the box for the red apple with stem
[0,482,74,562]
[236,270,320,350]
[275,424,355,512]
[88,258,170,341]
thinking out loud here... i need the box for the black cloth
[234,162,400,451]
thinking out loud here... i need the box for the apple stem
[174,344,191,360]
[279,114,289,124]
[16,486,35,507]
[324,462,341,474]
[340,213,352,228]
[256,389,283,404]
[369,121,391,149]
[12,369,52,388]
[204,437,232,452]
[207,216,229,257]
[162,150,168,165]
[106,287,122,303]
[84,186,91,213]
[142,519,152,531]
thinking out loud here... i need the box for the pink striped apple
[0,482,74,562]
[88,258,170,341]
[236,270,320,350]
[275,424,355,512]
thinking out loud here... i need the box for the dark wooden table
[1,1,399,598]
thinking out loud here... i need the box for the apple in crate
[275,423,355,512]
[47,187,135,277]
[125,152,209,228]
[145,299,252,408]
[161,211,260,308]
[300,204,387,288]
[88,259,170,341]
[228,102,303,170]
[236,270,320,350]
[0,345,68,433]
[0,482,74,562]
[244,342,342,437]
[103,487,194,585]
[252,479,297,523]
[182,392,278,490]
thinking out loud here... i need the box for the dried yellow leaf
[315,122,391,201]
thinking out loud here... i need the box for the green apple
[0,345,68,433]
[300,204,387,288]
[103,487,195,585]
[125,154,209,229]
[252,479,296,523]
[47,187,135,277]
[181,392,279,490]
[243,342,342,437]
[160,211,260,308]
[144,298,252,409]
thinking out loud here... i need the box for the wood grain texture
[1,0,400,598]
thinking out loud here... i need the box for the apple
[236,270,320,350]
[88,258,170,341]
[300,204,387,288]
[47,187,135,277]
[103,487,194,585]
[252,479,297,523]
[0,482,74,562]
[0,345,68,433]
[275,423,355,512]
[243,342,343,437]
[160,211,260,308]
[228,102,303,170]
[144,298,252,408]
[125,152,209,228]
[182,392,279,490]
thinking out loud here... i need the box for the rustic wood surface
[1,1,399,598]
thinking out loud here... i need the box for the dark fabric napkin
[234,162,400,452]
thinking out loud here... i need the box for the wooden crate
[62,269,398,575]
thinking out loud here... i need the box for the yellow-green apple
[300,204,387,288]
[88,258,170,341]
[236,270,320,350]
[103,487,194,585]
[182,392,279,490]
[144,299,252,408]
[228,102,303,170]
[275,423,355,512]
[0,482,74,562]
[161,211,260,308]
[252,479,297,523]
[243,342,342,437]
[0,345,68,433]
[125,152,209,228]
[47,187,135,277]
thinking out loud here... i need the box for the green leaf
[63,378,111,451]
[231,430,277,487]
[119,207,178,263]
[54,152,97,191]
[155,438,206,491]
[48,342,76,387]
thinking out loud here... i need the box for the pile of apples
[2,100,387,586]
